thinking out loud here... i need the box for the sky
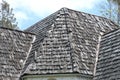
[3,0,105,30]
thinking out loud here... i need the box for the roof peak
[60,7,69,10]
[60,7,68,9]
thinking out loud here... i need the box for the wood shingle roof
[0,27,35,80]
[22,8,118,76]
[95,29,120,80]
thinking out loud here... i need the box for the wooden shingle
[23,8,118,77]
[95,29,120,80]
[0,27,35,80]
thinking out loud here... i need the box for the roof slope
[0,27,35,80]
[95,29,120,80]
[23,8,118,76]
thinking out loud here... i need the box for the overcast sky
[4,0,105,30]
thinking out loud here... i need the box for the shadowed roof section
[23,7,118,76]
[0,27,35,80]
[95,29,120,80]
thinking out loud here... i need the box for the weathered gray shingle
[0,27,35,80]
[95,29,120,80]
[23,8,118,76]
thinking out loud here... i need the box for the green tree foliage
[100,0,120,25]
[0,0,18,29]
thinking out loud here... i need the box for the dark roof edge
[0,27,35,35]
[102,28,120,36]
[21,72,93,78]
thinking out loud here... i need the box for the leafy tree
[0,0,18,29]
[109,0,120,24]
[100,0,120,25]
